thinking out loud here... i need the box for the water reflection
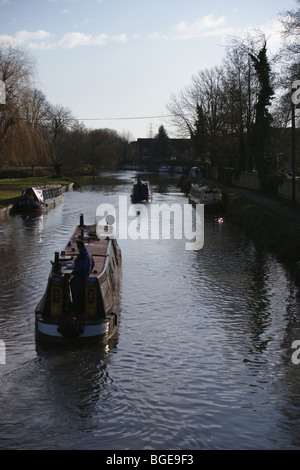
[36,339,119,417]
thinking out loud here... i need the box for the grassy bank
[225,193,300,262]
[0,176,73,209]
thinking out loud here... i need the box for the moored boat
[35,214,122,345]
[158,164,171,173]
[130,177,152,203]
[188,183,224,212]
[12,184,64,212]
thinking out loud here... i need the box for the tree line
[0,46,130,175]
[167,1,300,190]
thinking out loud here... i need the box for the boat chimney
[54,252,60,274]
[79,214,84,227]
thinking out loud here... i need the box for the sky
[0,0,296,140]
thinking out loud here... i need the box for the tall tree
[153,125,170,160]
[223,35,261,170]
[190,104,209,163]
[249,42,275,189]
[167,66,227,166]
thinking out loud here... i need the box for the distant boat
[130,178,152,203]
[12,184,64,212]
[159,164,171,173]
[35,214,122,345]
[188,183,224,212]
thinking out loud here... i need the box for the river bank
[181,176,300,262]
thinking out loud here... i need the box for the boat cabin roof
[191,184,221,193]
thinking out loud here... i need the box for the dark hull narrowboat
[35,215,122,346]
[12,184,64,212]
[188,183,224,213]
[130,178,152,203]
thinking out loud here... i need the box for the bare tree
[167,66,228,165]
[273,1,300,128]
[278,0,300,79]
[46,103,75,141]
[222,33,269,169]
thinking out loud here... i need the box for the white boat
[12,184,64,212]
[188,183,224,212]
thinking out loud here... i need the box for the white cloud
[59,9,69,15]
[0,29,127,49]
[57,32,127,48]
[111,34,127,43]
[172,14,232,39]
[57,31,108,48]
[0,29,52,48]
[148,31,169,41]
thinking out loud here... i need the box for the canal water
[1,170,300,450]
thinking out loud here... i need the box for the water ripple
[0,173,300,449]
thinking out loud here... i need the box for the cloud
[57,32,108,48]
[0,30,53,48]
[172,14,232,39]
[57,32,127,48]
[148,31,169,41]
[0,29,127,49]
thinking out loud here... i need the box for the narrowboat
[12,184,64,212]
[35,215,122,345]
[188,183,224,212]
[130,177,152,203]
